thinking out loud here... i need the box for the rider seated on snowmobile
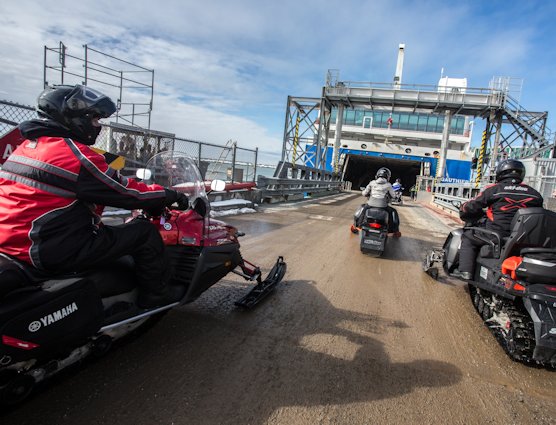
[392,178,403,192]
[0,84,189,308]
[351,167,401,237]
[392,178,403,202]
[452,159,543,280]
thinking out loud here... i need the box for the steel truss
[280,96,333,174]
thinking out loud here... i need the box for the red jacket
[0,133,169,270]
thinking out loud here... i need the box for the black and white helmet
[375,167,391,181]
[37,84,117,145]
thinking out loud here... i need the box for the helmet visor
[64,85,117,118]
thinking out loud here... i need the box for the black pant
[354,205,400,233]
[458,228,502,274]
[43,218,170,296]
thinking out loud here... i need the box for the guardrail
[257,161,343,202]
[430,181,480,214]
[257,176,343,202]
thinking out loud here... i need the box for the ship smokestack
[394,43,405,89]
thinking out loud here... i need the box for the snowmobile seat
[499,207,556,260]
[364,207,389,224]
[0,254,33,299]
[0,253,136,300]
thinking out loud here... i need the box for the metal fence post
[231,141,237,183]
[254,147,258,183]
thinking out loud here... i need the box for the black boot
[137,284,186,309]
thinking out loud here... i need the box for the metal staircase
[206,139,234,180]
[501,94,554,158]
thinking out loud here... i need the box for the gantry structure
[281,71,554,182]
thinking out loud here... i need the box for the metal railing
[431,176,556,214]
[257,161,343,202]
[524,158,556,211]
[428,181,479,213]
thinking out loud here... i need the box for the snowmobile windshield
[144,151,207,205]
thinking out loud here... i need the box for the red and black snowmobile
[423,207,556,368]
[0,151,286,404]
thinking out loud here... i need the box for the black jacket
[459,177,543,236]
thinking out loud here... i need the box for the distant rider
[351,167,401,237]
[453,159,543,280]
[392,178,403,203]
[0,84,189,308]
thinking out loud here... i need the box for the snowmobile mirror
[211,180,226,192]
[136,168,152,181]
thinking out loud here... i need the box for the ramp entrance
[343,154,422,192]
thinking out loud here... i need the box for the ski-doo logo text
[28,302,79,332]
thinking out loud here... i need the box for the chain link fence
[1,99,258,182]
[0,100,35,135]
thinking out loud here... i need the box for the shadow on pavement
[1,279,464,424]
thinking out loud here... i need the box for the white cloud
[1,0,555,156]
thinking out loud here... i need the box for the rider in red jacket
[0,84,188,308]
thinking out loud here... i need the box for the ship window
[408,115,418,131]
[427,116,438,132]
[355,110,364,126]
[345,109,356,125]
[417,115,428,131]
[436,117,445,132]
[397,114,409,128]
[391,113,400,129]
[451,117,465,135]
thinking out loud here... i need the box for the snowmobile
[351,203,389,256]
[422,207,556,368]
[391,189,403,205]
[0,151,286,404]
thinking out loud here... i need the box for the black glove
[165,189,189,210]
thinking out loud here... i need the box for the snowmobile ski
[235,256,286,309]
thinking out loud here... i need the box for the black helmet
[37,84,117,145]
[375,167,391,181]
[495,159,525,182]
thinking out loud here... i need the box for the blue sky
[1,0,555,164]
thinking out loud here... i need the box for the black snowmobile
[354,205,389,256]
[423,207,556,368]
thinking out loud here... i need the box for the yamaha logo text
[28,302,79,332]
